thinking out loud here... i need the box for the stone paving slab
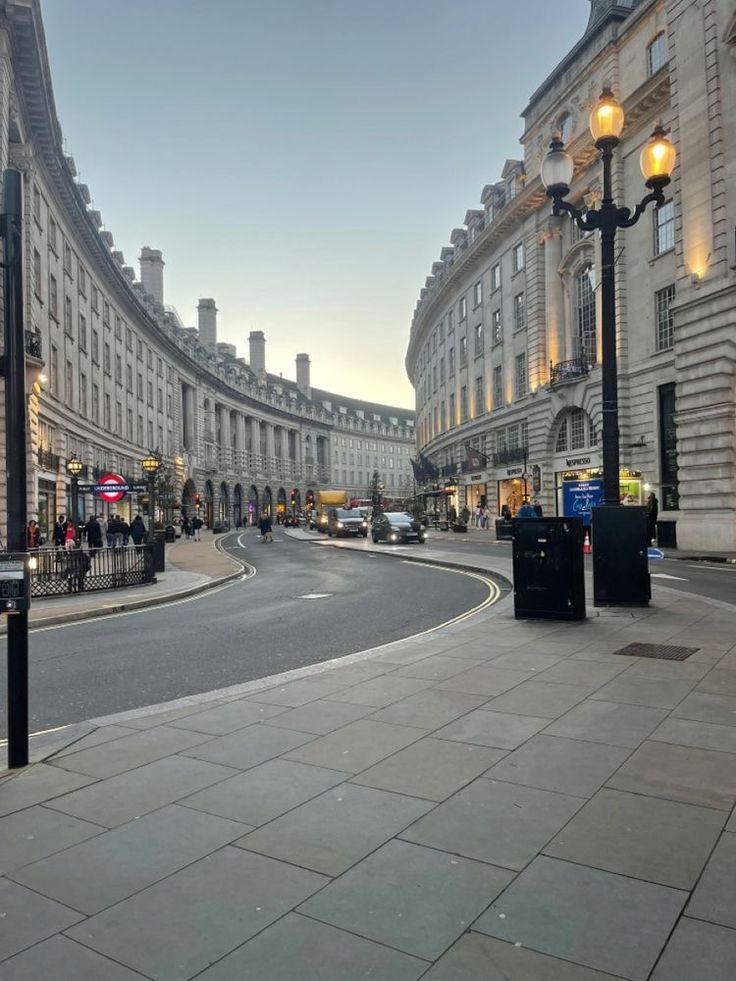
[283,718,428,772]
[49,724,213,778]
[543,699,669,748]
[482,680,589,719]
[685,830,736,928]
[166,698,287,735]
[0,878,83,963]
[649,917,736,980]
[434,707,549,749]
[0,804,103,875]
[0,762,97,817]
[0,935,149,981]
[180,722,315,769]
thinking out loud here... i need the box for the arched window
[575,263,597,366]
[647,32,667,76]
[557,112,573,145]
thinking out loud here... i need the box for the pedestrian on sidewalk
[64,519,76,550]
[517,499,537,518]
[192,514,203,541]
[27,519,43,548]
[129,514,146,546]
[646,492,659,543]
[533,499,544,517]
[84,515,103,552]
[259,512,273,543]
[53,514,68,548]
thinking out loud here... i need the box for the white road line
[685,564,736,574]
[652,573,689,581]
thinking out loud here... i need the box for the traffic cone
[583,529,592,554]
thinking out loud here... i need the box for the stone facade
[0,0,414,538]
[405,0,736,550]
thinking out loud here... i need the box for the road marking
[298,593,332,600]
[0,723,67,747]
[685,564,736,574]
[651,573,689,581]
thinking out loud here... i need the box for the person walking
[108,515,125,548]
[192,514,203,541]
[533,499,544,517]
[646,492,659,543]
[64,518,76,550]
[259,511,273,543]
[129,514,146,546]
[517,499,537,518]
[84,515,103,552]
[53,514,68,548]
[27,519,43,549]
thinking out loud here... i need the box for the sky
[41,0,591,408]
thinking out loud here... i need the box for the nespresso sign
[565,456,591,468]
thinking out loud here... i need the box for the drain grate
[612,642,699,661]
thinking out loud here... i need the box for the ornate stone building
[0,0,414,538]
[405,0,736,550]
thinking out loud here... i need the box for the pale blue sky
[42,0,591,406]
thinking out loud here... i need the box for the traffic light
[290,489,297,506]
[194,493,202,510]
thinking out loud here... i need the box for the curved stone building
[0,0,414,537]
[406,0,736,551]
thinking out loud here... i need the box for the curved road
[0,530,496,734]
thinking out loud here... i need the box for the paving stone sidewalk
[1,574,736,978]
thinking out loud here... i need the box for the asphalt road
[0,530,494,735]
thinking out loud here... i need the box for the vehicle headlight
[390,533,398,541]
[361,521,367,528]
[336,522,344,529]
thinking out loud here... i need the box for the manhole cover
[612,642,698,661]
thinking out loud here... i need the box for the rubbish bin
[452,522,467,533]
[150,531,166,573]
[495,518,514,541]
[512,517,586,620]
[592,506,650,606]
[164,524,177,543]
[656,519,677,549]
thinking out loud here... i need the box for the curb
[0,535,246,636]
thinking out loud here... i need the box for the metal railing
[29,544,155,597]
[492,446,528,467]
[37,446,60,471]
[25,330,43,360]
[550,358,590,385]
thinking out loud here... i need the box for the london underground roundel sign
[97,473,128,503]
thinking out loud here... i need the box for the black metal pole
[71,476,80,545]
[598,144,621,508]
[3,170,29,768]
[148,475,155,538]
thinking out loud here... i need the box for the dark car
[327,507,369,538]
[371,511,426,544]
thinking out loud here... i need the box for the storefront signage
[470,474,483,481]
[565,456,591,468]
[505,467,523,478]
[77,473,148,502]
[562,478,603,526]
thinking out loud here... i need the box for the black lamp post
[141,451,162,539]
[67,456,83,545]
[541,89,676,603]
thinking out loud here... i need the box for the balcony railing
[37,446,60,471]
[492,446,528,467]
[550,358,590,386]
[25,330,43,360]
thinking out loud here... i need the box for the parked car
[327,507,369,538]
[371,512,426,544]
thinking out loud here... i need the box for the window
[147,380,154,406]
[33,185,41,224]
[64,295,73,336]
[492,309,502,345]
[103,341,111,374]
[91,329,99,364]
[49,274,58,319]
[473,322,483,356]
[459,297,467,321]
[439,356,445,383]
[157,388,163,411]
[449,392,456,426]
[440,401,445,430]
[459,335,467,366]
[78,314,87,351]
[147,349,153,369]
[515,353,527,398]
[491,263,501,291]
[493,365,503,407]
[475,376,484,416]
[80,373,88,416]
[137,372,143,398]
[50,344,58,394]
[557,112,573,144]
[116,402,123,434]
[78,264,87,295]
[127,408,133,438]
[91,285,99,313]
[126,364,133,392]
[432,366,437,392]
[654,200,674,255]
[448,310,455,333]
[460,386,468,422]
[157,357,163,377]
[448,347,455,375]
[49,216,58,252]
[104,394,111,430]
[136,338,143,361]
[513,241,525,272]
[115,316,123,341]
[570,408,586,450]
[513,292,526,331]
[647,32,667,76]
[115,353,122,383]
[103,300,110,326]
[655,284,676,351]
[33,249,42,298]
[556,417,568,453]
[63,241,72,276]
[126,327,133,351]
[65,360,73,405]
[91,383,99,422]
[576,263,597,364]
[138,414,144,444]
[473,281,482,307]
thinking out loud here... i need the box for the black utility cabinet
[512,517,586,620]
[592,506,650,606]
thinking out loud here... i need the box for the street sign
[647,547,664,560]
[97,473,129,503]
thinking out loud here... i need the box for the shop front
[444,480,460,521]
[496,464,535,517]
[464,473,488,514]
[555,452,644,524]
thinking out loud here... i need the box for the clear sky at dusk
[41,0,591,407]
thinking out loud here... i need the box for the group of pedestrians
[27,513,150,551]
[180,513,204,541]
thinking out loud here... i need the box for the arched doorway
[204,479,214,529]
[181,478,197,515]
[233,484,243,528]
[263,486,273,518]
[218,481,229,526]
[248,485,259,526]
[277,487,287,520]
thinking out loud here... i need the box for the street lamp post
[541,89,676,604]
[141,451,162,540]
[67,456,83,545]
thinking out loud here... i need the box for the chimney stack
[197,298,218,351]
[139,247,164,305]
[249,330,266,380]
[296,353,311,396]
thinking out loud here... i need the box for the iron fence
[29,544,156,597]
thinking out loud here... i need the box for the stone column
[266,424,276,471]
[541,222,564,377]
[250,418,261,470]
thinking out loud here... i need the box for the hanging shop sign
[77,473,148,502]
